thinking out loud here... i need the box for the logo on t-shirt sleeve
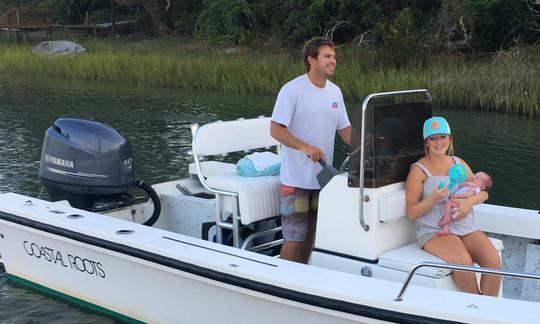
[331,102,338,109]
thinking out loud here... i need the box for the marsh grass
[0,39,537,116]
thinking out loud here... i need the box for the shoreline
[0,39,538,117]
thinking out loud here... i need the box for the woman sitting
[405,116,501,296]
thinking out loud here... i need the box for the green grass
[0,37,538,116]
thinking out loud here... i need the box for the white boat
[1,89,539,323]
[32,40,86,56]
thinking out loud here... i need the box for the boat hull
[2,192,540,324]
[0,207,413,323]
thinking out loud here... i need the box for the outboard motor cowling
[39,118,134,209]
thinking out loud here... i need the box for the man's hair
[303,37,335,72]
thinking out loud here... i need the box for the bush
[196,0,258,45]
[466,0,540,51]
[373,7,430,68]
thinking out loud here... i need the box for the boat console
[316,90,433,261]
[312,90,503,293]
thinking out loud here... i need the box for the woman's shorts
[280,185,319,241]
[417,233,436,248]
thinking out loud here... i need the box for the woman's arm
[453,190,488,220]
[453,158,488,220]
[406,165,449,220]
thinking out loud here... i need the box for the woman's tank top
[413,156,478,238]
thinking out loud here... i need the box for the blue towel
[236,153,280,177]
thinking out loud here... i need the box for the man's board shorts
[280,184,320,241]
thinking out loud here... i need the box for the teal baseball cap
[423,116,451,139]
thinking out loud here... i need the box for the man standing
[270,37,351,263]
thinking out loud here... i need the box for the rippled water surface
[0,75,538,321]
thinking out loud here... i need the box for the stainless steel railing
[240,226,283,252]
[395,261,540,301]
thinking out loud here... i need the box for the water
[0,75,538,321]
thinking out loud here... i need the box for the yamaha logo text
[44,154,74,169]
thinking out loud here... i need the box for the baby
[437,171,493,236]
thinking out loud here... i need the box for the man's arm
[270,121,325,162]
[338,125,351,145]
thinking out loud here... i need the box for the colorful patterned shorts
[280,184,319,241]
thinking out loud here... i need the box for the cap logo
[430,121,440,129]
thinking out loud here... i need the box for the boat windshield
[348,95,432,188]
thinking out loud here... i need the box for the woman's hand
[452,190,488,220]
[452,198,474,220]
[431,183,449,202]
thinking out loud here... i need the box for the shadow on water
[0,75,538,321]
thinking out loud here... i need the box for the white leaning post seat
[191,117,281,248]
[206,175,280,225]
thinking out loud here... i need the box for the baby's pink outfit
[436,182,481,236]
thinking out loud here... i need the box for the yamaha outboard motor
[39,118,160,226]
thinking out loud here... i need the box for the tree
[113,0,169,34]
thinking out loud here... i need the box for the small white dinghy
[32,40,86,56]
[1,89,540,323]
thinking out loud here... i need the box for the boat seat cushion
[189,161,237,178]
[206,174,281,225]
[378,237,503,278]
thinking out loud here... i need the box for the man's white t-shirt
[271,74,350,189]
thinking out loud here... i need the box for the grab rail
[395,261,540,301]
[240,226,283,252]
[339,155,349,173]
